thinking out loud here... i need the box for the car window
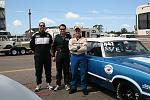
[87,42,102,57]
[103,41,150,57]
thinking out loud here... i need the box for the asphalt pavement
[0,54,116,100]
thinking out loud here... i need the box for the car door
[87,42,105,82]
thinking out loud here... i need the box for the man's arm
[77,38,87,52]
[51,37,57,57]
[30,35,35,51]
[69,38,78,52]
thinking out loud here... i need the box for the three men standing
[30,23,88,95]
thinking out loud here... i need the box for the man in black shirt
[52,24,71,91]
[30,22,53,92]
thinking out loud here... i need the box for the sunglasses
[39,25,45,27]
[60,28,66,30]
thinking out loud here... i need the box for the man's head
[59,24,66,36]
[74,27,81,39]
[39,22,46,33]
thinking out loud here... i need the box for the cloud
[65,12,80,20]
[89,10,99,14]
[121,24,131,28]
[39,17,55,25]
[13,20,22,27]
[81,16,134,20]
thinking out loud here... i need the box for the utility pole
[28,9,31,38]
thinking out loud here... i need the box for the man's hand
[52,57,56,62]
[72,49,77,52]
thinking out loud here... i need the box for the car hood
[108,55,150,73]
[0,74,42,100]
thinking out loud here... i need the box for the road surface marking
[0,57,33,61]
[0,68,34,74]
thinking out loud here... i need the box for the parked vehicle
[0,35,31,56]
[86,37,150,100]
[120,34,136,38]
[136,3,150,35]
[0,74,42,100]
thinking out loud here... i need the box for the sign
[104,65,113,74]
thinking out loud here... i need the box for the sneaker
[65,85,70,91]
[34,85,41,92]
[47,83,53,90]
[82,89,88,95]
[54,85,60,91]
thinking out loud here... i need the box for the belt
[57,49,69,53]
[71,53,85,56]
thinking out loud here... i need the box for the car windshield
[103,41,150,57]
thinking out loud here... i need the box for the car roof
[87,37,139,42]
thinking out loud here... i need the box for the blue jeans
[70,54,87,90]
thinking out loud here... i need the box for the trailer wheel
[20,48,26,55]
[11,49,18,56]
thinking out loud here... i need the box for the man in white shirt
[69,27,88,95]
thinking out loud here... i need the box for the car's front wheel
[116,82,143,100]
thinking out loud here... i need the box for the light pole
[28,9,32,38]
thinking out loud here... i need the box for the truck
[0,32,31,56]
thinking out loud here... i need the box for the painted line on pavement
[0,57,33,61]
[90,91,101,94]
[0,68,34,74]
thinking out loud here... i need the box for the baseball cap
[74,26,81,31]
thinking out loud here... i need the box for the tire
[5,52,9,56]
[11,49,18,56]
[4,45,12,49]
[20,48,26,55]
[116,82,143,100]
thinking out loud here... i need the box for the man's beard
[39,29,45,33]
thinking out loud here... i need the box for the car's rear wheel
[116,82,143,100]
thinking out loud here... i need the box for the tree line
[93,24,135,36]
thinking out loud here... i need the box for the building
[0,0,6,31]
[25,26,103,38]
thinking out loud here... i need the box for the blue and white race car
[86,37,150,100]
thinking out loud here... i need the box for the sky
[4,0,150,35]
